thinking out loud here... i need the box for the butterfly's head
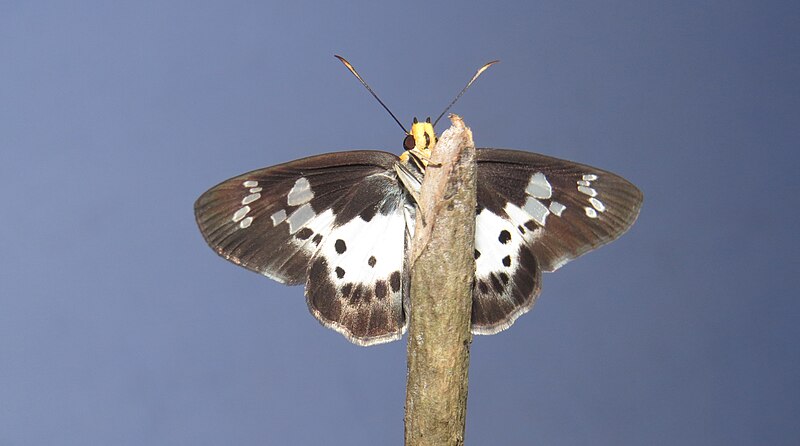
[400,117,436,165]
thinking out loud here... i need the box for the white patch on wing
[474,210,523,280]
[526,172,552,199]
[523,196,550,226]
[287,203,315,233]
[578,174,604,217]
[287,177,314,206]
[314,209,406,285]
[549,201,566,216]
[299,209,336,239]
[502,203,543,241]
[232,205,250,222]
[589,197,605,212]
[509,171,567,230]
[233,181,260,228]
[242,193,261,205]
[270,209,287,226]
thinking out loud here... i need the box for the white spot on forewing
[578,186,597,197]
[585,207,598,218]
[589,197,605,212]
[232,206,250,222]
[270,209,287,226]
[475,210,522,279]
[287,203,315,233]
[577,180,591,187]
[243,180,258,188]
[549,201,566,216]
[242,193,261,205]
[239,216,253,228]
[287,177,314,206]
[583,174,598,181]
[525,172,552,199]
[523,196,550,226]
[249,187,262,193]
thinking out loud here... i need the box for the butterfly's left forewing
[194,151,413,345]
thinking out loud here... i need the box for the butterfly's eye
[403,134,416,151]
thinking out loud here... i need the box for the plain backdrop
[2,1,798,445]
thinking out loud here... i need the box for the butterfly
[194,57,643,346]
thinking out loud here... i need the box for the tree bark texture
[404,115,476,446]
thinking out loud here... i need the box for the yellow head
[399,117,436,164]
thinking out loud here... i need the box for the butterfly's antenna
[433,60,499,127]
[335,55,408,134]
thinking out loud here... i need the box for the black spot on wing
[368,256,377,267]
[295,227,313,240]
[335,239,347,254]
[489,273,504,293]
[499,272,509,285]
[499,230,511,244]
[341,283,353,298]
[335,266,345,279]
[390,271,401,293]
[349,284,364,304]
[359,206,377,222]
[502,255,511,267]
[312,234,323,246]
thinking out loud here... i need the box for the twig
[404,115,476,446]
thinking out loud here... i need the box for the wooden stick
[405,115,477,446]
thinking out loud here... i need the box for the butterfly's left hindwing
[194,151,413,346]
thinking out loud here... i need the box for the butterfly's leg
[410,148,442,168]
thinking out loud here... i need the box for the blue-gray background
[2,1,798,444]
